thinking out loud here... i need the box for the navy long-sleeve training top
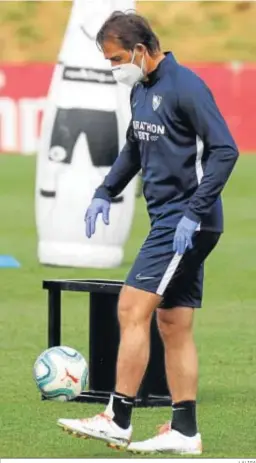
[94,52,239,232]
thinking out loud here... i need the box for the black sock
[171,400,197,437]
[107,391,135,429]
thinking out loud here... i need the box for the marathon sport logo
[63,66,116,85]
[133,120,166,142]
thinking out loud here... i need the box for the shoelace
[157,422,171,435]
[80,413,112,424]
[138,422,171,445]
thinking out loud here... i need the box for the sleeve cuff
[93,185,112,202]
[184,209,201,223]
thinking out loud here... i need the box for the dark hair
[96,10,160,55]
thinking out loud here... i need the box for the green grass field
[1,154,256,458]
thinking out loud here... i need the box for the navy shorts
[125,228,220,309]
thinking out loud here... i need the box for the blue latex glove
[173,216,199,255]
[85,198,110,238]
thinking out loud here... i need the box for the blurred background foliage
[0,1,254,62]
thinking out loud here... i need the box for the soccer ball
[33,345,88,401]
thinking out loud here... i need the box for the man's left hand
[173,216,199,255]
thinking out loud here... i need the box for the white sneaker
[127,423,202,455]
[57,413,132,448]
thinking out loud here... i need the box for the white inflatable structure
[36,0,136,268]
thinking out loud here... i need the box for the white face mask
[111,49,145,87]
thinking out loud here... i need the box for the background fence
[0,62,255,154]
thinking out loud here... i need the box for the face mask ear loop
[141,53,145,73]
[131,48,136,64]
[132,47,145,76]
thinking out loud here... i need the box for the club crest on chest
[152,94,162,111]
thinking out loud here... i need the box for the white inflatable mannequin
[36,0,136,268]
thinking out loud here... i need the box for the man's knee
[118,297,147,329]
[157,307,194,344]
[118,285,160,329]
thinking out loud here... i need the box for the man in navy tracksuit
[58,11,239,454]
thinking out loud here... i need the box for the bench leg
[48,288,61,347]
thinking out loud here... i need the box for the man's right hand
[85,198,110,238]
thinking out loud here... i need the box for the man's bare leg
[115,285,162,396]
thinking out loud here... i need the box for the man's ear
[134,43,146,54]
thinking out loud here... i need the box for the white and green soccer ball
[33,346,88,401]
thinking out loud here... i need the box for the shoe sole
[58,423,130,450]
[127,448,202,455]
[58,424,202,455]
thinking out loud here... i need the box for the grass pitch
[0,154,256,458]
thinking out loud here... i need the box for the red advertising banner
[0,64,53,154]
[188,62,256,154]
[0,62,255,154]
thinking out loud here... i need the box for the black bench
[43,278,171,407]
